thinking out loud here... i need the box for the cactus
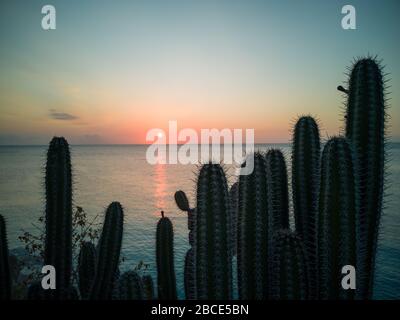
[78,241,96,299]
[184,248,196,300]
[156,211,177,300]
[118,271,144,300]
[195,163,232,299]
[174,190,196,242]
[174,190,197,298]
[0,215,11,300]
[175,190,191,212]
[237,152,269,299]
[44,137,73,299]
[90,202,124,300]
[319,137,356,300]
[229,182,239,256]
[344,57,386,299]
[142,274,155,300]
[265,149,289,231]
[270,230,310,300]
[292,116,320,297]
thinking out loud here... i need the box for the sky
[0,0,399,144]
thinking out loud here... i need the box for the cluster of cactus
[172,57,386,300]
[0,57,386,301]
[16,137,155,301]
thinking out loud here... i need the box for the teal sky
[0,0,399,144]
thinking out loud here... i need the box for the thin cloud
[49,109,79,121]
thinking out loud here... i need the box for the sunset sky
[0,0,399,144]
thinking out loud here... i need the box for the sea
[0,144,399,299]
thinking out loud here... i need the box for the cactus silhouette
[345,57,386,299]
[195,163,232,299]
[117,271,144,300]
[142,274,155,300]
[174,190,197,299]
[292,116,320,297]
[266,149,289,231]
[0,215,11,300]
[156,211,177,300]
[318,137,356,299]
[229,182,239,256]
[270,230,310,300]
[44,137,73,299]
[184,248,196,300]
[90,202,124,300]
[237,152,269,299]
[78,241,97,299]
[175,190,192,212]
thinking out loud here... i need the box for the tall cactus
[0,215,11,300]
[265,149,289,230]
[78,241,96,299]
[319,137,356,300]
[90,202,124,300]
[196,163,232,299]
[118,271,144,300]
[292,116,320,298]
[156,211,177,300]
[237,152,269,299]
[270,230,310,300]
[44,137,72,299]
[344,57,386,299]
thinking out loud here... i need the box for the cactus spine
[345,57,386,299]
[265,149,289,231]
[270,230,310,300]
[237,153,269,299]
[319,137,356,300]
[0,215,11,300]
[292,116,320,297]
[156,211,177,300]
[78,241,97,299]
[118,271,144,300]
[90,202,124,300]
[196,163,232,299]
[44,137,72,299]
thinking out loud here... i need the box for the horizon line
[1,141,400,147]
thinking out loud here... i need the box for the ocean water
[0,144,399,299]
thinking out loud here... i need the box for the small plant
[18,206,101,287]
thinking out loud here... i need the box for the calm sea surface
[0,144,399,299]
